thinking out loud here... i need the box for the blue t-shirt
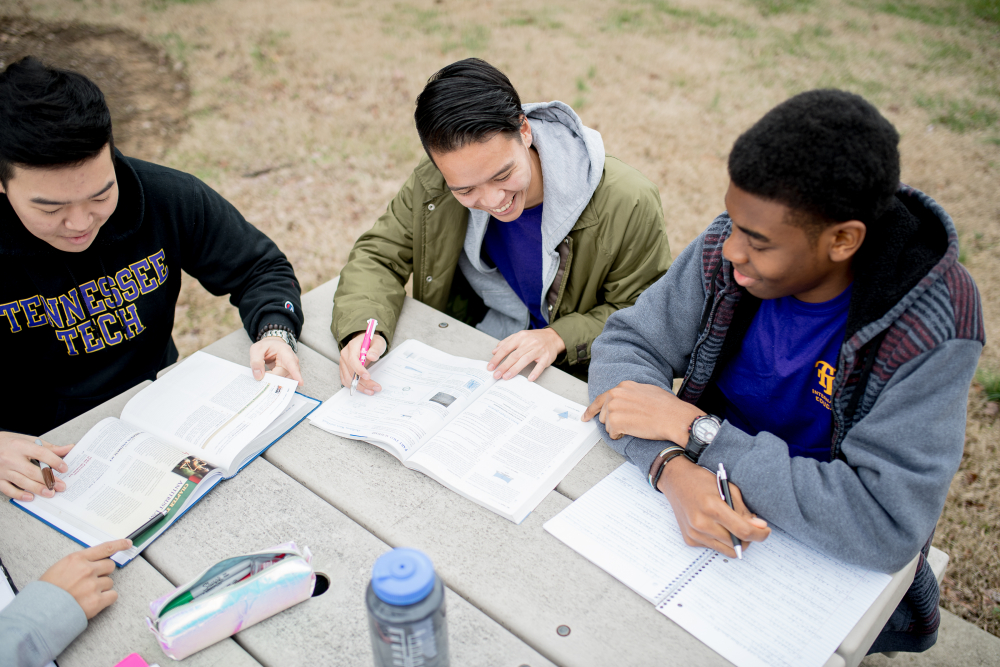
[714,285,852,462]
[481,203,547,329]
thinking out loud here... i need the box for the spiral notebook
[543,463,892,667]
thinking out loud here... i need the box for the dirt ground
[2,0,998,638]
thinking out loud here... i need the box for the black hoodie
[0,152,303,434]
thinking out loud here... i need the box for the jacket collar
[0,149,145,258]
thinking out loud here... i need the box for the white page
[664,525,891,667]
[410,377,599,522]
[545,463,891,667]
[15,418,207,539]
[544,461,709,602]
[120,351,297,470]
[309,339,495,458]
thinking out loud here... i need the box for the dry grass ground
[3,0,998,637]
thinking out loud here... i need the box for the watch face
[692,417,720,443]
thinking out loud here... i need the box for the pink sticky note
[113,654,150,667]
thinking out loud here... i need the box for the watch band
[257,326,297,353]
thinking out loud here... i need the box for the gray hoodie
[0,580,87,667]
[458,101,605,339]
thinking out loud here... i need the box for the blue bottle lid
[371,548,436,606]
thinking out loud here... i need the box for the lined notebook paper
[544,463,892,667]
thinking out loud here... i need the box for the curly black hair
[728,89,899,231]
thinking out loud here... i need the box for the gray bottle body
[366,574,449,667]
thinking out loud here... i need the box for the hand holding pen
[338,319,387,395]
[0,432,72,501]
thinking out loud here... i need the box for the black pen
[126,511,167,542]
[716,463,743,560]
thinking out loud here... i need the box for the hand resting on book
[0,433,71,501]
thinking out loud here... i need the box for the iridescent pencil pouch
[146,542,316,660]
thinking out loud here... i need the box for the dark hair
[414,58,523,156]
[728,89,900,233]
[0,56,114,188]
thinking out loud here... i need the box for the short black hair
[0,56,114,188]
[414,58,523,156]
[728,89,900,232]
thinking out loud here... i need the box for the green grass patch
[748,0,816,16]
[502,9,564,30]
[977,367,1000,402]
[870,0,999,27]
[605,8,647,30]
[146,0,212,9]
[916,94,999,132]
[923,37,973,63]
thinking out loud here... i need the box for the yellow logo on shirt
[812,361,835,410]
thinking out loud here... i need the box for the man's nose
[483,187,507,209]
[63,206,92,231]
[722,233,746,265]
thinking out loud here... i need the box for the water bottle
[366,548,449,667]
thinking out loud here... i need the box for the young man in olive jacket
[334,58,672,392]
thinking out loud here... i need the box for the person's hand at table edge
[39,539,132,619]
[339,331,387,395]
[583,380,703,445]
[658,455,770,558]
[488,327,566,382]
[0,432,72,501]
[249,338,304,386]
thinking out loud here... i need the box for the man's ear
[520,115,533,149]
[828,220,866,263]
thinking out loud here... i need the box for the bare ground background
[2,0,998,638]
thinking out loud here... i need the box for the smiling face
[722,182,865,303]
[0,143,118,253]
[430,119,543,221]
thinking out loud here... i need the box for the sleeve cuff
[0,581,88,664]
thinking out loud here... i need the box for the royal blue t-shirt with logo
[714,285,852,462]
[482,203,547,329]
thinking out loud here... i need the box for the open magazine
[309,338,600,523]
[12,352,320,566]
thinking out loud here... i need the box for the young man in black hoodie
[0,57,304,502]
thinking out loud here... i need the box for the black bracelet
[652,449,687,493]
[256,322,296,342]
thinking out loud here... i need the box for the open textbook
[309,338,600,523]
[13,352,320,566]
[544,463,893,667]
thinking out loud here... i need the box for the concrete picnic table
[7,275,996,667]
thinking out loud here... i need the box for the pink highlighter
[114,654,155,667]
[350,318,378,396]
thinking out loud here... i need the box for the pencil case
[146,541,316,660]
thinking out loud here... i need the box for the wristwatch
[258,328,297,353]
[684,414,722,463]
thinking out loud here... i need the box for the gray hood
[458,101,605,339]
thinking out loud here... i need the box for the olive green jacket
[332,155,671,367]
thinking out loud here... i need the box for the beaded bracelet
[256,322,297,341]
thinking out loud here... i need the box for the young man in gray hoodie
[584,90,982,654]
[333,58,671,391]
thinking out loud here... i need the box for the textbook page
[13,418,218,544]
[309,339,496,458]
[545,463,892,667]
[408,376,600,523]
[119,351,298,471]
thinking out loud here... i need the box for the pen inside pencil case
[158,553,290,617]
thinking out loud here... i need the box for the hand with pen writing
[0,432,72,501]
[40,539,132,619]
[340,331,387,395]
[657,456,770,559]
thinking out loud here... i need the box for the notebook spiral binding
[653,550,717,608]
